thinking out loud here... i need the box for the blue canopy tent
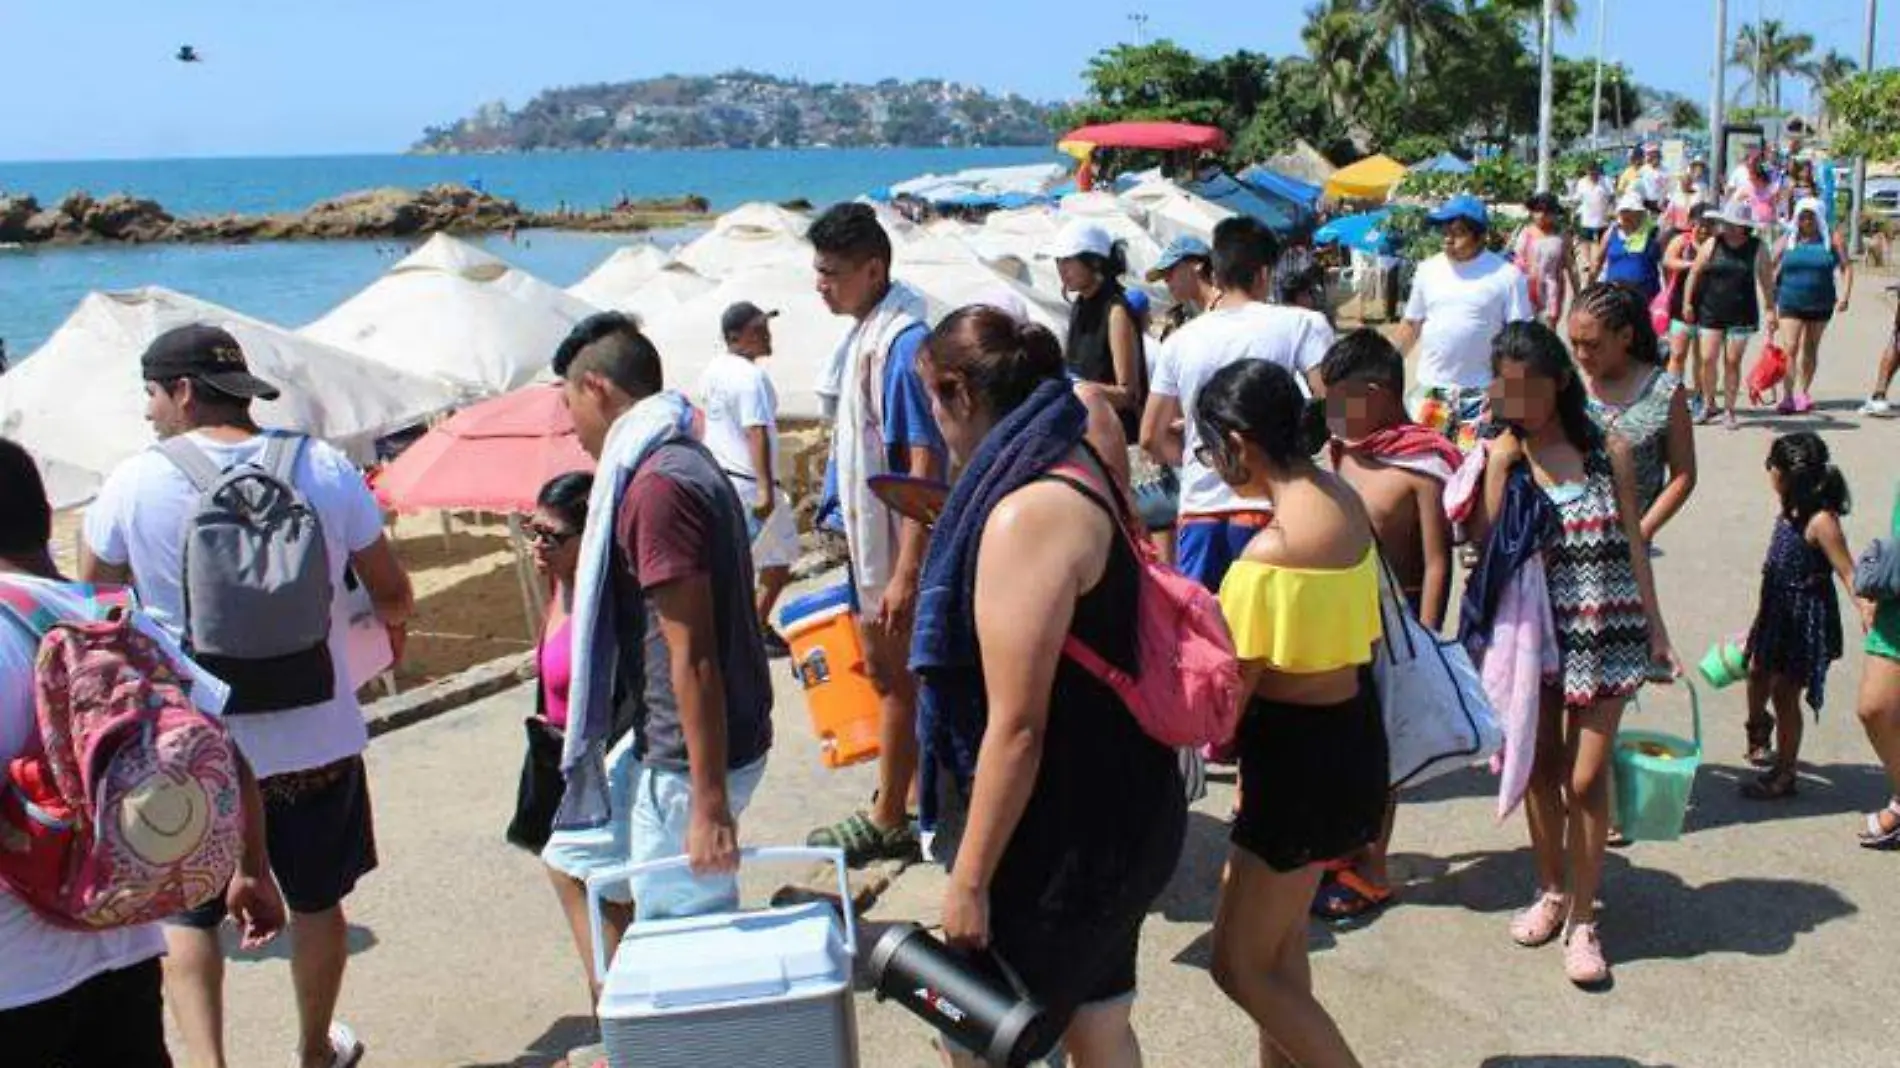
[1186,170,1312,236]
[1314,209,1397,255]
[1237,166,1324,211]
[1413,151,1473,175]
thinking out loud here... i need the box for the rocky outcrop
[0,184,710,246]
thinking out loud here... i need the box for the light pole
[1128,12,1150,47]
[1711,0,1728,184]
[1591,0,1609,147]
[1848,0,1878,257]
[1538,0,1558,192]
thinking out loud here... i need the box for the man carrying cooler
[807,202,944,867]
[544,313,774,1007]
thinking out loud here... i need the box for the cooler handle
[585,846,856,984]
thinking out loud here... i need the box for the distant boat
[175,45,202,63]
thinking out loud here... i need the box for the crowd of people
[1555,144,1885,422]
[3,178,1899,1068]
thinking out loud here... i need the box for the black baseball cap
[140,324,281,401]
[719,301,777,341]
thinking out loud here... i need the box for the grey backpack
[159,434,336,715]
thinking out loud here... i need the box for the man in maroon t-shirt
[540,313,773,1005]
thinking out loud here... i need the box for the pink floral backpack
[1046,453,1243,749]
[0,582,241,931]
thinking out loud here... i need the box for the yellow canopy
[1324,154,1407,201]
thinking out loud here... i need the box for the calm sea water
[0,146,1054,356]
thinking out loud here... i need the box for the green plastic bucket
[1611,682,1703,842]
[1697,639,1748,689]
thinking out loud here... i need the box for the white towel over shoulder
[554,390,697,832]
[831,283,928,608]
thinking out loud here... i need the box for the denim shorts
[542,734,768,920]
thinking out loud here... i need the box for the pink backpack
[0,583,241,931]
[1046,456,1243,749]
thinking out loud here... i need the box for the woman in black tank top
[1684,213,1777,427]
[1055,222,1146,439]
[910,306,1185,1063]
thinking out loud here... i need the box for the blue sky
[1,0,1892,160]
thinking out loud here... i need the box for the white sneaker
[1861,397,1895,418]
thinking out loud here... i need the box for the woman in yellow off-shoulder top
[1198,359,1381,1068]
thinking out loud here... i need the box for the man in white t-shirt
[1637,144,1671,211]
[0,436,281,1067]
[1571,159,1615,244]
[79,326,413,1068]
[695,301,797,656]
[1395,195,1533,450]
[1140,215,1335,591]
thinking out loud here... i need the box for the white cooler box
[586,847,861,1068]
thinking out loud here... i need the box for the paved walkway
[209,286,1900,1067]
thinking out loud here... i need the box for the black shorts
[1233,677,1389,873]
[174,756,377,926]
[0,958,171,1067]
[1778,305,1834,324]
[1579,226,1606,243]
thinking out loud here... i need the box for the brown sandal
[1741,768,1799,801]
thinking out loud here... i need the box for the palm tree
[1484,0,1579,34]
[1729,19,1816,112]
[1354,0,1468,97]
[1804,49,1858,124]
[1303,1,1378,121]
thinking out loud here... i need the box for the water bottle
[867,923,1055,1067]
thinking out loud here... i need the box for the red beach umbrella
[1058,121,1230,155]
[373,384,592,514]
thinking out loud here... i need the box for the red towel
[1331,423,1466,485]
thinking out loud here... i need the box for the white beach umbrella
[672,202,813,279]
[0,286,463,509]
[566,243,673,307]
[1117,179,1234,248]
[894,232,1070,335]
[302,233,599,395]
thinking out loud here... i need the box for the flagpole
[1538,0,1558,192]
[1711,0,1729,183]
[1848,0,1878,257]
[1591,0,1609,147]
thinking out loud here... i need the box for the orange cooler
[779,585,883,769]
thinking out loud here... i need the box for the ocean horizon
[0,146,1057,355]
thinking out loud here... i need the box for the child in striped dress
[1469,322,1677,989]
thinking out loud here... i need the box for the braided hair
[1572,282,1662,367]
[1766,431,1850,528]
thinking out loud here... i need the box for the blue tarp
[1237,166,1324,209]
[1314,209,1397,255]
[1186,171,1312,236]
[1414,151,1473,175]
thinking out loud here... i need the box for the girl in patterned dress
[1471,322,1677,988]
[1740,433,1867,799]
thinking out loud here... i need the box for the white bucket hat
[1042,219,1115,260]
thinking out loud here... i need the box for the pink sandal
[1564,923,1611,987]
[1510,891,1568,947]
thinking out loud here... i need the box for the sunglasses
[527,524,578,547]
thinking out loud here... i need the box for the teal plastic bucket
[1611,682,1703,842]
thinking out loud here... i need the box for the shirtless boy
[1316,329,1461,920]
